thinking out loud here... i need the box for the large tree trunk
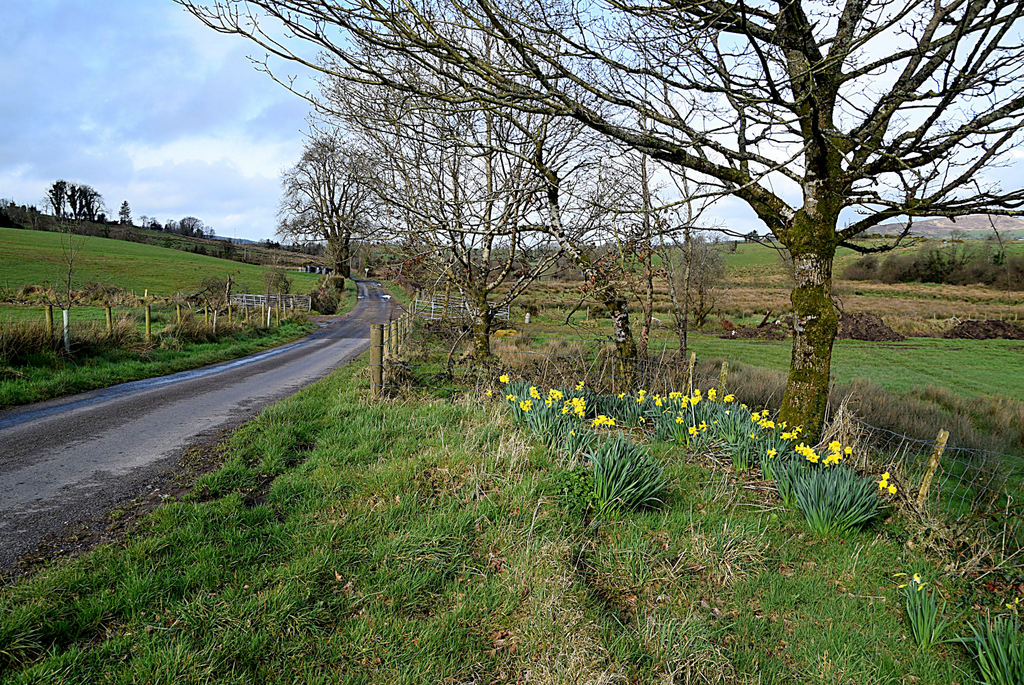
[328,235,352,293]
[468,290,493,359]
[597,289,636,390]
[779,247,838,443]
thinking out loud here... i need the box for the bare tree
[178,0,1024,438]
[66,183,104,222]
[178,216,205,238]
[278,131,376,291]
[328,72,564,358]
[46,180,68,220]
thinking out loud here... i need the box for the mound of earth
[837,312,905,342]
[942,319,1024,340]
[721,323,789,340]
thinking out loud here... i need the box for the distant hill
[0,226,323,297]
[880,215,1024,240]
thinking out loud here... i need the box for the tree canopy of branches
[326,70,566,357]
[46,180,105,223]
[278,131,377,290]
[179,0,1024,439]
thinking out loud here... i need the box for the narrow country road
[0,281,396,578]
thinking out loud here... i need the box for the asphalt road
[0,280,395,577]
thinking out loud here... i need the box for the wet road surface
[0,280,395,576]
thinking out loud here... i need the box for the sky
[3,2,1020,245]
[0,0,312,242]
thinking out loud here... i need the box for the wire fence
[375,316,1024,548]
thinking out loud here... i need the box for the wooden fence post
[261,301,266,327]
[370,324,384,397]
[227,303,232,323]
[145,305,152,341]
[687,351,696,394]
[176,304,182,325]
[105,306,112,332]
[719,361,729,392]
[917,429,950,509]
[204,305,209,325]
[45,305,53,337]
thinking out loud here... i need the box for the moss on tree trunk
[779,248,838,443]
[596,289,636,389]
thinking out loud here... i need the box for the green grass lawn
[0,226,321,296]
[0,360,1000,683]
[680,332,1024,402]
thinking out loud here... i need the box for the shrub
[309,287,339,314]
[587,435,666,515]
[969,614,1024,685]
[792,464,882,536]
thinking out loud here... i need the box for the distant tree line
[844,241,1024,290]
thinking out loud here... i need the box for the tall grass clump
[587,435,666,516]
[0,321,61,365]
[969,614,1024,685]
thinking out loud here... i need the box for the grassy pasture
[0,227,322,297]
[0,359,998,684]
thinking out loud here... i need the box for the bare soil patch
[942,319,1024,340]
[837,312,905,342]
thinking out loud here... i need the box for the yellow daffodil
[519,400,533,412]
[767,448,777,458]
[485,390,493,396]
[688,425,698,436]
[724,394,735,403]
[530,386,540,399]
[708,387,717,401]
[499,374,510,383]
[575,381,585,391]
[888,484,897,495]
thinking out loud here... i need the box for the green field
[682,332,1024,402]
[1,360,1005,683]
[0,227,322,296]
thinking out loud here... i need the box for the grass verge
[0,361,1005,683]
[0,320,316,410]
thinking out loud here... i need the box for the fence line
[412,293,510,322]
[230,293,311,311]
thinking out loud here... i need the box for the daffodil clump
[497,375,885,537]
[896,572,960,652]
[497,374,665,517]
